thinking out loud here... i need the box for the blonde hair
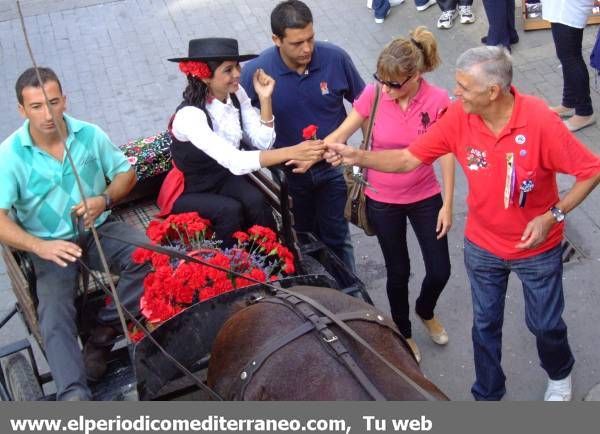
[376,26,441,80]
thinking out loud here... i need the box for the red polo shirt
[409,87,600,259]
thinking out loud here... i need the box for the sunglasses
[372,73,412,89]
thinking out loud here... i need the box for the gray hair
[456,46,513,92]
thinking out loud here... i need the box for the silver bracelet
[260,115,275,125]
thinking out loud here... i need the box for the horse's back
[207,285,449,401]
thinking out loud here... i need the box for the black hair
[271,0,313,39]
[15,67,62,104]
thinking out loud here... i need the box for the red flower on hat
[179,61,212,79]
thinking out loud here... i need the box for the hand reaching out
[288,140,327,161]
[324,142,360,167]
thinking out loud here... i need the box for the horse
[206,285,449,400]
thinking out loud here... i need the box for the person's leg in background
[415,0,437,13]
[481,0,517,49]
[370,0,405,23]
[457,0,475,24]
[550,22,595,132]
[436,0,458,29]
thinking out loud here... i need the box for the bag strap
[360,83,381,152]
[355,83,381,181]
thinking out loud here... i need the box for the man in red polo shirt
[325,46,600,401]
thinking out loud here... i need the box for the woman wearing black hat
[158,38,325,245]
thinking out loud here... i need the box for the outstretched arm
[325,143,423,173]
[259,140,326,168]
[287,109,366,174]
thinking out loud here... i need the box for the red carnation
[302,124,318,140]
[179,61,212,79]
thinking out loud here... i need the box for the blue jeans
[464,238,574,401]
[367,194,451,338]
[482,0,517,49]
[372,0,391,19]
[286,161,355,271]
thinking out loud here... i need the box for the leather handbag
[343,84,381,237]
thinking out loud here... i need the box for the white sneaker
[544,374,572,401]
[389,0,405,6]
[416,0,437,11]
[458,5,475,24]
[437,9,458,29]
[374,8,391,23]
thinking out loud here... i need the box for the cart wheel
[2,353,43,401]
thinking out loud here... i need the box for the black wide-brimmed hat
[168,38,258,63]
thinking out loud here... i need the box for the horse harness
[227,290,418,401]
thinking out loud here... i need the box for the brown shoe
[83,325,120,382]
[419,316,449,345]
[549,105,575,118]
[83,341,111,382]
[88,325,121,347]
[564,115,596,132]
[405,338,421,364]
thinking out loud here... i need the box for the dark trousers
[482,0,517,48]
[287,162,355,271]
[551,22,593,116]
[173,174,276,247]
[437,0,472,11]
[31,221,147,400]
[372,0,391,19]
[464,239,574,401]
[367,194,451,338]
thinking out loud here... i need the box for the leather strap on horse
[229,294,386,401]
[98,232,438,401]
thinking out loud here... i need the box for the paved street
[1,0,600,401]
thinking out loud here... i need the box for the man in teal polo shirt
[0,67,146,400]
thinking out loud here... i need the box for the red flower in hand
[302,124,318,140]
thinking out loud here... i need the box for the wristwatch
[550,206,565,223]
[101,193,113,210]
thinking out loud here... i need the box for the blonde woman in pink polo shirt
[325,27,455,363]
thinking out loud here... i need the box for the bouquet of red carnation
[130,213,295,340]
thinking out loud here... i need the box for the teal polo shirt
[0,114,131,240]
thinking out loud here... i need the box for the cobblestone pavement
[1,0,600,401]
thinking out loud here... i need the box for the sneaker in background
[459,5,475,24]
[544,374,572,401]
[416,0,437,11]
[437,9,458,29]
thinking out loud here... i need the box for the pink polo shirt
[353,80,450,204]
